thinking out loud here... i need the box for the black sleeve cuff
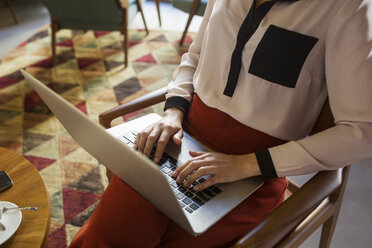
[163,96,191,114]
[255,149,278,180]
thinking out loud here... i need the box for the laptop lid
[21,70,263,236]
[21,70,196,234]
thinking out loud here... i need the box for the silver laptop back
[21,70,195,234]
[22,70,263,236]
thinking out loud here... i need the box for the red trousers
[69,94,288,248]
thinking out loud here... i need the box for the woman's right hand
[134,108,184,163]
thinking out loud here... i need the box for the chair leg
[155,0,161,26]
[5,0,18,24]
[179,0,201,46]
[319,166,350,248]
[51,20,58,65]
[135,0,149,35]
[121,7,129,68]
[319,214,339,248]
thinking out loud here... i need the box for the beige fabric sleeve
[166,0,216,103]
[270,0,372,176]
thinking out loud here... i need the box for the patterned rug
[0,26,194,247]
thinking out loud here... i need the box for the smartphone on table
[0,171,13,192]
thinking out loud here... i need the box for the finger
[172,152,207,177]
[182,166,214,188]
[153,130,171,163]
[143,127,162,157]
[172,129,183,145]
[176,159,208,184]
[133,135,139,149]
[172,159,190,178]
[189,150,206,157]
[133,129,144,149]
[137,126,153,152]
[193,176,217,191]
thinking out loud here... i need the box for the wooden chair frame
[50,0,149,67]
[178,0,202,46]
[4,0,18,24]
[154,0,162,25]
[98,87,350,248]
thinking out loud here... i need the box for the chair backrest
[173,0,208,16]
[42,0,122,22]
[42,0,140,30]
[309,98,334,135]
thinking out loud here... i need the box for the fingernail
[172,171,178,177]
[183,181,189,187]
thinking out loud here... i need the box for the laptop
[21,70,263,236]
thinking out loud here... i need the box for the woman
[70,0,372,247]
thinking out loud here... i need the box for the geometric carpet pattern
[0,26,194,247]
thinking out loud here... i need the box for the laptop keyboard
[122,131,223,214]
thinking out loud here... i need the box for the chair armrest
[286,177,301,193]
[118,0,129,8]
[235,169,342,248]
[99,86,167,128]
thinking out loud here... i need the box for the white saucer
[0,201,22,245]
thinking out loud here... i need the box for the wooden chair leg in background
[4,0,18,24]
[179,0,200,45]
[51,20,59,65]
[136,0,149,35]
[121,7,129,68]
[154,0,161,26]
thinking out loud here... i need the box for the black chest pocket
[248,25,318,88]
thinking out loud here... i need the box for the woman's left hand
[172,151,261,191]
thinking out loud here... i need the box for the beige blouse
[164,0,372,178]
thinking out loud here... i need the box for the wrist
[241,153,261,178]
[164,108,184,121]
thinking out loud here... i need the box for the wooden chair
[42,0,152,67]
[172,0,208,45]
[99,86,350,248]
[3,0,18,24]
[154,0,162,26]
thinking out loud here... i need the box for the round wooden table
[0,147,50,247]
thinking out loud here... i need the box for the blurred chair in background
[3,0,18,24]
[154,0,161,26]
[42,0,152,67]
[172,0,207,45]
